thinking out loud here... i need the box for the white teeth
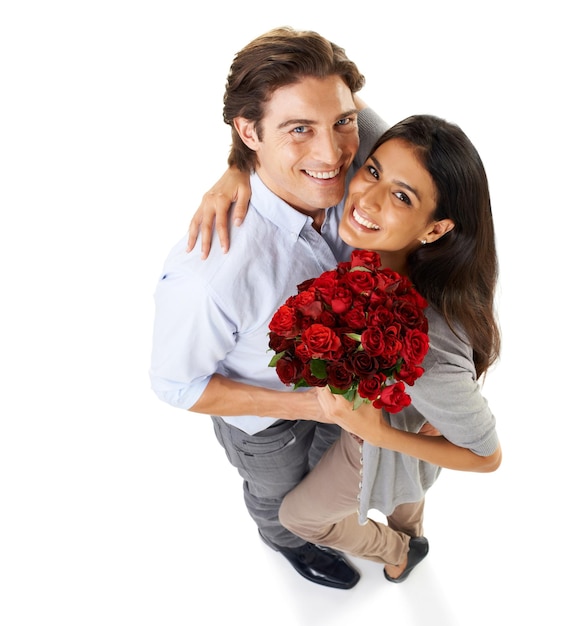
[305,167,340,179]
[353,208,380,230]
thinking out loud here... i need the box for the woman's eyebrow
[369,155,383,173]
[369,155,420,200]
[393,179,420,200]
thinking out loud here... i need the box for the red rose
[373,381,412,413]
[350,249,381,270]
[372,269,401,294]
[319,310,337,327]
[395,363,424,386]
[394,300,429,330]
[294,290,324,319]
[297,277,316,293]
[344,270,377,295]
[379,326,403,368]
[302,324,343,359]
[335,261,352,274]
[339,332,359,354]
[311,273,339,306]
[366,305,395,328]
[401,328,429,365]
[348,351,380,378]
[360,326,386,357]
[269,305,298,338]
[330,285,354,314]
[275,354,304,385]
[326,362,355,390]
[268,332,292,353]
[358,374,385,401]
[295,342,311,362]
[342,302,367,329]
[400,288,428,311]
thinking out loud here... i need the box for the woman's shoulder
[423,305,474,368]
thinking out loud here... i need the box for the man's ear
[425,218,455,243]
[233,117,259,150]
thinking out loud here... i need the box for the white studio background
[1,2,576,625]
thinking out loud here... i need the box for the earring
[421,239,427,245]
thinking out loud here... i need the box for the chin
[318,188,346,209]
[338,224,361,248]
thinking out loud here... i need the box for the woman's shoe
[383,537,429,583]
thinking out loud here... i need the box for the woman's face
[339,138,439,261]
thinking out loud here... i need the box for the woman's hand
[314,387,388,443]
[187,166,252,258]
[316,387,501,473]
[315,387,442,445]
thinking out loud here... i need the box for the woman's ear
[424,218,455,244]
[233,117,259,150]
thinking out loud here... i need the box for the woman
[190,114,502,583]
[278,114,501,582]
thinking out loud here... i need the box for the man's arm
[150,248,325,424]
[189,374,325,422]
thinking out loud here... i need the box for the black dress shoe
[259,531,360,589]
[383,536,429,583]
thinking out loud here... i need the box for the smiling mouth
[353,208,380,230]
[304,167,341,180]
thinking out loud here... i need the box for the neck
[378,251,408,276]
[310,209,326,232]
[293,205,326,232]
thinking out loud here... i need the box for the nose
[311,129,343,165]
[356,180,384,214]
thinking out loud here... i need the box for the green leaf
[352,391,366,410]
[310,359,328,379]
[342,387,357,402]
[268,351,285,367]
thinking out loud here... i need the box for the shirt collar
[249,172,337,235]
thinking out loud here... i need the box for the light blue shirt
[149,173,354,434]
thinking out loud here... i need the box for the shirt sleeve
[149,253,237,411]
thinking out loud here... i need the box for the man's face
[236,75,359,215]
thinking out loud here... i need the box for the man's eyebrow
[278,118,315,129]
[368,155,421,200]
[277,109,359,130]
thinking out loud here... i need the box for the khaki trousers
[279,429,424,566]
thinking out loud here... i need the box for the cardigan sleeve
[391,307,499,457]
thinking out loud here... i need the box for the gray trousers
[211,416,340,549]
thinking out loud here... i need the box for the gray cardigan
[358,305,499,522]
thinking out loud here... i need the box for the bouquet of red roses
[268,250,429,413]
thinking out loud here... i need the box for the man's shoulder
[161,218,280,284]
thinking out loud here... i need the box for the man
[150,27,387,589]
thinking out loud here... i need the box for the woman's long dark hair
[373,115,500,378]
